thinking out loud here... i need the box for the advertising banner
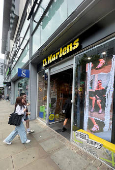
[84,55,115,142]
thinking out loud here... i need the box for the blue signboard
[18,68,29,78]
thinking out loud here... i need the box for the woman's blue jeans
[5,121,27,143]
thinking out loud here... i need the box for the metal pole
[46,68,50,125]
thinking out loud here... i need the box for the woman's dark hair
[15,96,24,110]
[20,93,26,96]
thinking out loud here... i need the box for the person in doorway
[20,93,34,134]
[62,94,72,132]
[3,97,31,144]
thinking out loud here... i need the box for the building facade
[2,0,115,168]
[0,58,4,94]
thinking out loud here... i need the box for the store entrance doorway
[49,68,73,140]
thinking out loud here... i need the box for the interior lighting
[102,52,106,55]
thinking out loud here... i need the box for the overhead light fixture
[102,52,106,55]
[88,57,91,60]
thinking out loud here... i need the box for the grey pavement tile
[51,147,90,170]
[32,129,54,142]
[40,137,64,153]
[0,133,2,140]
[13,146,49,170]
[24,135,39,149]
[0,156,13,170]
[0,140,26,159]
[19,157,61,170]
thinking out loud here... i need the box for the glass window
[15,78,29,101]
[73,41,115,143]
[33,0,50,30]
[33,7,43,29]
[68,0,83,16]
[20,16,30,43]
[38,71,48,122]
[41,0,67,46]
[21,28,30,49]
[32,26,41,55]
[11,44,29,78]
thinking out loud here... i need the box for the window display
[74,52,115,143]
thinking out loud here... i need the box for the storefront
[72,38,115,168]
[37,36,115,168]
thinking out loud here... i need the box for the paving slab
[12,146,49,170]
[40,137,65,153]
[0,140,26,159]
[0,156,13,170]
[32,129,54,142]
[51,146,90,170]
[19,157,61,170]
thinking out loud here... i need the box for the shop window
[32,26,41,55]
[11,44,29,78]
[73,50,115,143]
[38,71,48,122]
[15,78,29,101]
[41,0,67,46]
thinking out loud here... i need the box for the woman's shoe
[62,127,67,132]
[3,140,12,145]
[25,139,31,144]
[99,109,102,114]
[91,124,99,132]
[90,108,95,113]
[96,59,105,69]
[27,130,34,134]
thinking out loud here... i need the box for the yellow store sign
[43,38,79,67]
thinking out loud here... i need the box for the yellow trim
[78,129,115,152]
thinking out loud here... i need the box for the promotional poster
[84,55,115,142]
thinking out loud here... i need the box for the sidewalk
[0,100,112,170]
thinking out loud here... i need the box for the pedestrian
[0,94,2,101]
[62,93,72,132]
[20,93,34,134]
[3,96,31,144]
[6,94,9,101]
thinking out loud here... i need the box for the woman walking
[3,97,30,144]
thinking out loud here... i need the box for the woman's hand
[24,108,27,112]
[26,112,31,115]
[27,103,30,106]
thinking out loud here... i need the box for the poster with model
[84,55,115,142]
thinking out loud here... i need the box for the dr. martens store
[33,2,115,169]
[36,34,115,169]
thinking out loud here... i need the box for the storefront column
[28,14,37,120]
[10,81,15,104]
[46,68,50,125]
[28,63,37,120]
[4,86,7,99]
[70,58,75,141]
